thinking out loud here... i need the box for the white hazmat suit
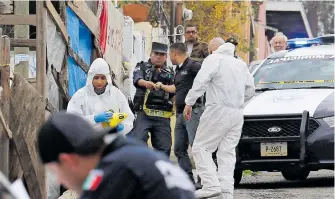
[185,43,255,198]
[67,58,134,135]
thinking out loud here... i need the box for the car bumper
[236,113,334,171]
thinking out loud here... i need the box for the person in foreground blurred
[183,42,255,198]
[37,112,196,199]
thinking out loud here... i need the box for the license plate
[260,142,287,157]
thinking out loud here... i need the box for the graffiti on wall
[107,27,123,54]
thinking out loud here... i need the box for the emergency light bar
[286,37,321,50]
[286,34,335,50]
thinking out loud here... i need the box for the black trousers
[127,111,172,157]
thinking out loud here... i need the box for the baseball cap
[37,111,116,164]
[226,37,238,46]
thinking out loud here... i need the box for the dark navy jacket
[80,137,196,199]
[174,58,203,113]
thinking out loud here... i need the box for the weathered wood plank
[45,0,68,44]
[10,73,46,199]
[59,1,66,21]
[0,30,9,178]
[10,39,36,47]
[51,65,70,102]
[94,38,103,58]
[36,1,47,98]
[68,46,90,73]
[67,1,99,37]
[1,37,10,102]
[35,2,47,199]
[59,2,68,109]
[45,98,58,115]
[0,109,12,139]
[0,15,36,25]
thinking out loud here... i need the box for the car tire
[281,168,310,181]
[234,169,243,186]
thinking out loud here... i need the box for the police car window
[254,55,334,89]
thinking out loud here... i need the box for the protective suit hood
[67,57,135,134]
[86,58,112,95]
[213,42,235,56]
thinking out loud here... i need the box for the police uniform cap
[152,42,168,54]
[226,37,238,46]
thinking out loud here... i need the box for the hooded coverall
[185,43,255,198]
[67,58,134,135]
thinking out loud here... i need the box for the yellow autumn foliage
[184,1,251,54]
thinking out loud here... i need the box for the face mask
[94,83,108,95]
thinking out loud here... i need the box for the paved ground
[235,170,334,199]
[160,117,334,198]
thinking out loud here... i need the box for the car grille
[242,118,320,138]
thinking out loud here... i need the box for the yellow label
[258,79,335,85]
[142,89,173,118]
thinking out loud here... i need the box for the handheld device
[102,112,128,128]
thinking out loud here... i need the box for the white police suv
[234,35,334,185]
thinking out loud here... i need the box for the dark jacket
[185,40,209,63]
[174,58,203,113]
[132,60,175,111]
[80,136,196,199]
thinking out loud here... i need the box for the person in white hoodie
[67,58,134,135]
[183,42,255,199]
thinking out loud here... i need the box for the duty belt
[143,89,173,118]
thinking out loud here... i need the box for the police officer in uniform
[128,42,175,157]
[37,112,196,199]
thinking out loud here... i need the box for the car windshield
[254,55,334,90]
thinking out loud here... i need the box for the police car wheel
[281,168,310,181]
[234,169,243,186]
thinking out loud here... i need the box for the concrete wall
[134,22,154,59]
[134,22,170,60]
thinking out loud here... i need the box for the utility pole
[14,0,30,79]
[169,1,176,44]
[175,2,183,43]
[304,1,318,37]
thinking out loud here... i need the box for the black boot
[194,175,202,190]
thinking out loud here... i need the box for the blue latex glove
[94,112,113,123]
[116,124,124,132]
